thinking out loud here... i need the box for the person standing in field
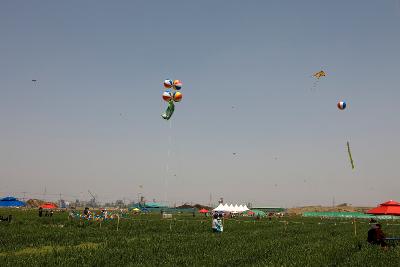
[83,207,90,218]
[368,221,387,247]
[212,214,219,233]
[217,214,223,232]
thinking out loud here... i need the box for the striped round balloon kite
[173,91,182,102]
[164,79,173,88]
[173,80,182,90]
[337,101,346,110]
[162,90,173,102]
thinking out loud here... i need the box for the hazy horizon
[1,1,400,207]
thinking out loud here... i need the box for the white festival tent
[228,204,234,212]
[213,203,225,211]
[233,204,239,213]
[232,204,240,213]
[212,203,249,213]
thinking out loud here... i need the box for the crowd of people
[68,207,122,221]
[38,207,54,217]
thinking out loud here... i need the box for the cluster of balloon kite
[161,79,182,120]
[313,70,353,169]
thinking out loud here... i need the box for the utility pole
[138,185,143,204]
[43,187,47,201]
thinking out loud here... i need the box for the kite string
[311,79,319,91]
[164,120,172,205]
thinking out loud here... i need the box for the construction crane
[88,190,97,208]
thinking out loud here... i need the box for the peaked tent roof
[233,204,239,212]
[367,200,400,215]
[213,203,249,212]
[0,196,25,207]
[1,197,18,201]
[380,200,400,206]
[213,203,225,211]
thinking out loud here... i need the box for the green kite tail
[347,141,355,169]
[161,100,175,120]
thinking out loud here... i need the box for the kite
[161,79,183,120]
[161,100,175,120]
[337,101,346,110]
[347,141,355,169]
[310,70,326,91]
[173,80,182,90]
[172,91,182,102]
[164,79,173,88]
[162,90,173,101]
[313,70,326,79]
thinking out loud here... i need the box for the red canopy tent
[198,208,209,213]
[40,202,58,209]
[367,200,400,215]
[245,210,255,216]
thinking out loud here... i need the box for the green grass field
[1,209,400,266]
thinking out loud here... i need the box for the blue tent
[143,202,168,208]
[129,202,168,211]
[0,197,26,207]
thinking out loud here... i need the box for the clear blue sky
[1,1,399,207]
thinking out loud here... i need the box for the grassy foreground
[1,209,400,266]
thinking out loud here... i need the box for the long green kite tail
[347,141,355,170]
[161,100,175,120]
